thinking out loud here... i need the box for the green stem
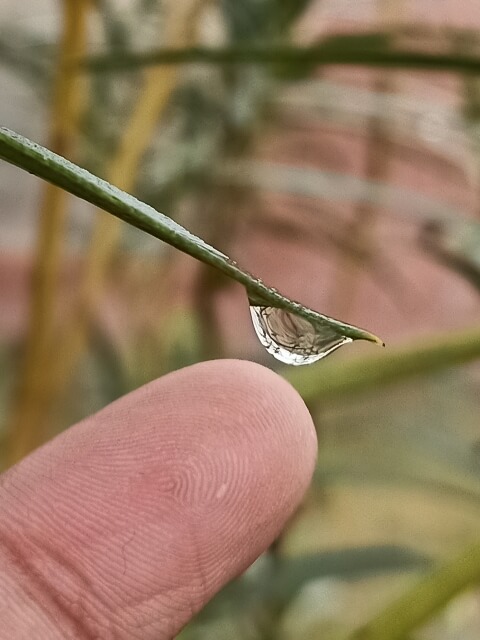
[348,542,480,640]
[79,33,480,74]
[285,324,480,402]
[0,127,382,345]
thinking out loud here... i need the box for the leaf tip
[357,329,385,347]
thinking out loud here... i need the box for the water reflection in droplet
[249,305,353,366]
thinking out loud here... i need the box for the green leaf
[313,403,480,507]
[0,127,383,352]
[347,542,480,640]
[195,546,430,624]
[79,32,480,75]
[0,29,52,88]
[269,547,431,608]
[285,324,480,403]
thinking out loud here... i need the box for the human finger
[0,359,317,639]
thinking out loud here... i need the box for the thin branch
[78,32,480,74]
[0,127,383,346]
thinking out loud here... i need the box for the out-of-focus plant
[7,0,90,463]
[2,2,480,639]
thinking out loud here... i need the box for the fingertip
[0,359,318,640]
[197,358,319,492]
[165,358,318,519]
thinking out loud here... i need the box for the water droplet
[249,305,352,366]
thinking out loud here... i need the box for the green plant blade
[196,545,431,624]
[79,32,480,74]
[285,324,480,403]
[347,541,480,640]
[0,127,383,349]
[270,547,431,608]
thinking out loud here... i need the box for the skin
[0,359,317,639]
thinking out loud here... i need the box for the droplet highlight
[250,305,353,366]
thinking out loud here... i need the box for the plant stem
[79,33,480,74]
[7,0,89,465]
[0,127,383,346]
[347,541,480,640]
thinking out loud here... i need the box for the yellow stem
[7,0,89,465]
[50,0,209,395]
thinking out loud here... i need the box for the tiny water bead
[250,305,354,366]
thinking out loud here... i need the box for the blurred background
[1,1,480,638]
